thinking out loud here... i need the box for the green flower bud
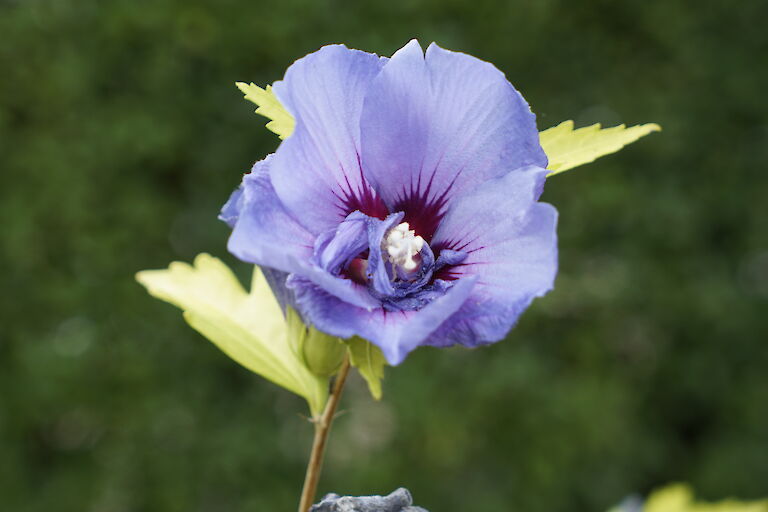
[286,308,346,377]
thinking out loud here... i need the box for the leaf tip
[135,270,148,284]
[192,252,214,266]
[135,268,162,291]
[235,81,252,95]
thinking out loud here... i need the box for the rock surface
[310,488,428,512]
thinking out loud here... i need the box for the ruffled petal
[359,40,546,240]
[296,263,380,311]
[219,184,244,228]
[314,211,371,275]
[428,166,558,347]
[288,274,477,365]
[365,213,405,297]
[225,156,315,273]
[270,45,388,235]
[224,157,379,310]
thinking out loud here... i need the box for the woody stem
[297,355,352,512]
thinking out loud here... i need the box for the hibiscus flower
[221,40,558,364]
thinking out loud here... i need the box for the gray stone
[310,488,429,512]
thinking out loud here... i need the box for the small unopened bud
[286,308,346,377]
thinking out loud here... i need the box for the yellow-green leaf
[235,82,295,140]
[643,484,768,512]
[136,254,327,416]
[540,120,661,176]
[346,337,387,400]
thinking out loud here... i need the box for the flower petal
[224,157,379,310]
[429,166,558,347]
[260,267,292,312]
[359,40,546,240]
[288,274,477,365]
[270,45,388,235]
[225,156,315,273]
[219,184,244,228]
[366,213,405,298]
[314,211,371,275]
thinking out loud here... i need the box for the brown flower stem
[297,355,351,512]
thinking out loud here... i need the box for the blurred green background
[2,0,767,511]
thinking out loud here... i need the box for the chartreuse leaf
[235,82,295,139]
[642,484,768,512]
[346,337,387,400]
[540,120,661,176]
[608,484,768,512]
[136,254,328,416]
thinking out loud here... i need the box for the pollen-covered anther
[383,222,425,272]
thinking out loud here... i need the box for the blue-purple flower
[221,40,558,365]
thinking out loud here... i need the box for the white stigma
[383,222,425,272]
